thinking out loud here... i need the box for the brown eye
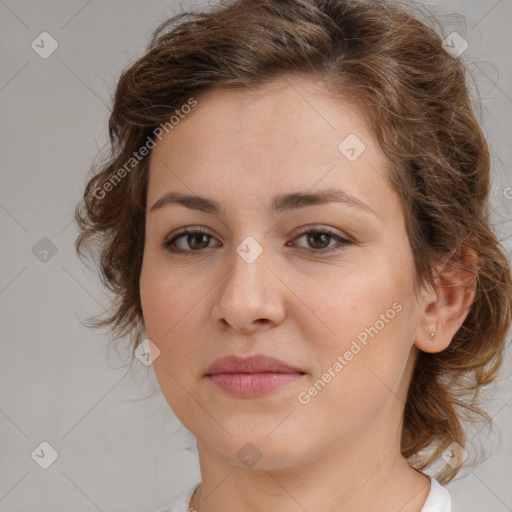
[186,233,211,250]
[304,231,332,249]
[291,227,354,255]
[163,228,220,255]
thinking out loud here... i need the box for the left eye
[162,227,353,256]
[291,229,352,253]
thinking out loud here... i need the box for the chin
[198,429,316,471]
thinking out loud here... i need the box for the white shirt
[157,475,452,512]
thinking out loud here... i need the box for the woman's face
[140,76,429,470]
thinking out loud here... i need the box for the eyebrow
[149,188,377,217]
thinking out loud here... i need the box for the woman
[74,0,512,511]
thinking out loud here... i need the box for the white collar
[421,475,452,512]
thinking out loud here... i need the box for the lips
[204,354,306,398]
[204,354,305,376]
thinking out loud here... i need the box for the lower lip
[207,372,304,397]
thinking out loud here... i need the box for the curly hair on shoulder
[74,0,512,484]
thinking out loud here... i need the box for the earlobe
[414,249,477,354]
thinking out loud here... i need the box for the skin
[139,75,475,512]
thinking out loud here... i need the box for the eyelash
[162,226,354,257]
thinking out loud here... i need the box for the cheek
[139,257,211,386]
[296,263,402,347]
[140,251,199,336]
[294,255,415,397]
[140,264,202,418]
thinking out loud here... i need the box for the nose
[212,240,286,334]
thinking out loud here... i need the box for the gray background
[0,1,511,511]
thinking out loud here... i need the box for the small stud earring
[429,331,436,341]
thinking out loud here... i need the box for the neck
[189,428,431,512]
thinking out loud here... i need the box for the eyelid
[167,225,214,239]
[293,224,350,239]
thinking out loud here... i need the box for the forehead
[147,76,398,223]
[152,77,373,158]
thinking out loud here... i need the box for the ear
[414,248,478,354]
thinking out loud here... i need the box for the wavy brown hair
[74,0,512,483]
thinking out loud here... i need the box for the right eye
[162,227,220,256]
